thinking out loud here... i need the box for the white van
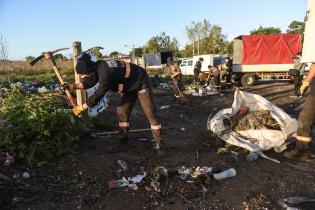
[180,54,227,75]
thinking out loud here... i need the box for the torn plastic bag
[207,91,297,157]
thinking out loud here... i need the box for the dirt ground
[1,81,315,210]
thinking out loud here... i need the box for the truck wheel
[241,74,256,86]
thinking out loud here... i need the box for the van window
[181,61,187,66]
[188,60,193,66]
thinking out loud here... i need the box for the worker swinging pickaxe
[29,48,77,108]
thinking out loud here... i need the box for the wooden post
[72,41,86,105]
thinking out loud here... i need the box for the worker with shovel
[64,52,163,155]
[166,57,183,98]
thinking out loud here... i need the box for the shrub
[0,88,84,167]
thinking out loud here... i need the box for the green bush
[0,88,84,167]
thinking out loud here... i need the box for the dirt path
[2,81,315,210]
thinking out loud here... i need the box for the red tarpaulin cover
[242,34,302,65]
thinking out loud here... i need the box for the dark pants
[297,80,315,144]
[172,74,183,96]
[214,75,221,91]
[116,78,161,148]
[194,70,200,83]
[225,70,232,88]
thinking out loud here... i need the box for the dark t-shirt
[83,60,147,107]
[194,61,202,74]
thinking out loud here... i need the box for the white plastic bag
[207,91,297,153]
[86,83,110,117]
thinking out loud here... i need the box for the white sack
[207,91,298,152]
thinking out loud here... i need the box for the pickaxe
[29,48,77,108]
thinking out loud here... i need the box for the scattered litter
[177,166,192,180]
[230,151,239,156]
[246,152,260,162]
[107,177,129,189]
[159,105,170,110]
[180,127,186,132]
[22,172,31,179]
[191,166,212,178]
[130,173,146,183]
[4,152,15,166]
[150,180,160,192]
[117,160,127,172]
[217,147,228,153]
[279,196,315,209]
[213,168,236,180]
[38,86,49,93]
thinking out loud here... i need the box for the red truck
[232,34,302,86]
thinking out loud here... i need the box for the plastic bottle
[213,168,236,180]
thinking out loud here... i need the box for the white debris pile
[207,91,298,162]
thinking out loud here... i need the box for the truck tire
[241,74,256,87]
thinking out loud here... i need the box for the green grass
[0,68,75,85]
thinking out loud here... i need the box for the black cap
[199,57,204,61]
[75,53,96,74]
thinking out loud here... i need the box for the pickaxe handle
[29,48,69,66]
[44,52,77,108]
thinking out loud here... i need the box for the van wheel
[241,74,255,87]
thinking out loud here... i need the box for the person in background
[292,51,306,95]
[206,65,221,92]
[167,57,183,98]
[225,57,233,89]
[193,57,203,84]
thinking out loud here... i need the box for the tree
[250,26,282,35]
[24,56,35,61]
[183,19,230,57]
[92,46,104,60]
[109,51,119,58]
[186,19,211,55]
[144,32,179,53]
[287,20,305,35]
[53,53,67,60]
[0,34,9,61]
[144,37,159,53]
[134,47,144,57]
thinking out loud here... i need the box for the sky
[0,0,307,60]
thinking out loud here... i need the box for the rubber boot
[152,129,166,157]
[106,127,129,153]
[283,141,310,161]
[118,127,129,145]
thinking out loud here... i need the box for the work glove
[62,82,75,92]
[73,103,89,117]
[299,81,310,95]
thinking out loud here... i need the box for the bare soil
[1,81,315,210]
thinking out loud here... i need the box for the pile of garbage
[208,91,298,162]
[0,82,61,94]
[150,75,173,89]
[108,160,236,196]
[184,82,219,97]
[231,109,281,131]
